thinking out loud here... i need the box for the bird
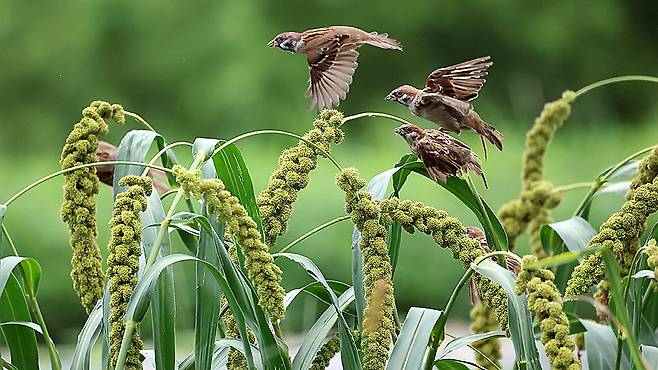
[394,123,486,186]
[96,141,169,193]
[268,26,402,112]
[385,56,503,157]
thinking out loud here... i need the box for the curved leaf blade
[386,307,442,370]
[440,331,506,357]
[70,302,103,370]
[0,274,38,369]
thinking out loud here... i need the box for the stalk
[4,161,173,207]
[124,111,156,131]
[340,112,413,127]
[276,215,350,254]
[140,141,193,178]
[575,75,658,98]
[211,129,343,170]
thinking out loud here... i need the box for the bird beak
[385,93,396,101]
[267,39,277,48]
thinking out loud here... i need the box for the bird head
[385,85,418,106]
[394,124,425,144]
[267,32,304,52]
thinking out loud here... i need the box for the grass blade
[212,141,263,239]
[0,274,38,369]
[601,248,647,369]
[433,359,472,370]
[387,307,442,370]
[440,331,506,358]
[113,130,169,195]
[284,281,351,309]
[641,345,658,369]
[580,320,624,370]
[70,302,103,370]
[471,259,541,369]
[274,253,361,370]
[291,288,355,370]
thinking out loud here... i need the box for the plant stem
[340,112,413,127]
[4,161,174,207]
[276,215,350,254]
[159,188,179,200]
[211,129,343,171]
[552,182,594,194]
[424,268,475,370]
[115,151,206,370]
[28,295,61,370]
[114,320,138,370]
[124,111,156,131]
[2,224,19,256]
[575,75,658,98]
[140,141,193,177]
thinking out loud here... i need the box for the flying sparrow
[385,56,503,156]
[394,123,486,186]
[268,26,402,112]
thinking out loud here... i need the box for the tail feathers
[466,161,488,188]
[469,111,503,152]
[366,32,402,50]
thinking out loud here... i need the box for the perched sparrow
[268,26,402,112]
[96,141,169,193]
[385,56,503,156]
[394,123,486,186]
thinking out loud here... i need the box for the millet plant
[1,75,658,370]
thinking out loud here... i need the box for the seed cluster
[516,256,580,370]
[60,100,125,313]
[498,91,575,253]
[258,109,344,247]
[107,176,152,370]
[174,165,286,320]
[567,148,658,296]
[310,333,340,370]
[647,239,658,283]
[377,197,509,332]
[336,168,394,370]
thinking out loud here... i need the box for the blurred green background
[1,0,657,345]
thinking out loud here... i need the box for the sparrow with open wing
[268,26,402,112]
[386,56,503,156]
[395,123,486,186]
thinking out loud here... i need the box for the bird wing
[416,134,463,182]
[305,36,359,112]
[424,56,492,101]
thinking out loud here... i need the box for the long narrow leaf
[274,253,360,369]
[440,331,506,358]
[292,288,355,370]
[0,274,39,369]
[70,302,103,370]
[580,320,625,370]
[471,259,541,369]
[386,307,442,370]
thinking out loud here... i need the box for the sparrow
[385,56,503,157]
[394,123,486,186]
[96,141,169,193]
[268,26,402,112]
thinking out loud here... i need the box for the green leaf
[440,331,505,358]
[0,274,38,369]
[292,288,355,370]
[580,320,625,370]
[212,141,263,240]
[0,321,42,334]
[0,256,40,296]
[70,302,103,370]
[641,345,658,369]
[471,259,541,370]
[284,280,351,309]
[0,204,5,254]
[274,253,360,370]
[113,130,171,196]
[386,307,442,370]
[433,359,472,370]
[194,204,223,370]
[124,253,258,369]
[601,248,647,369]
[142,190,176,370]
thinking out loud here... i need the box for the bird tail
[365,32,402,50]
[468,111,503,159]
[467,161,488,188]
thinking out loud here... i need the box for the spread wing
[424,56,492,101]
[305,37,359,112]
